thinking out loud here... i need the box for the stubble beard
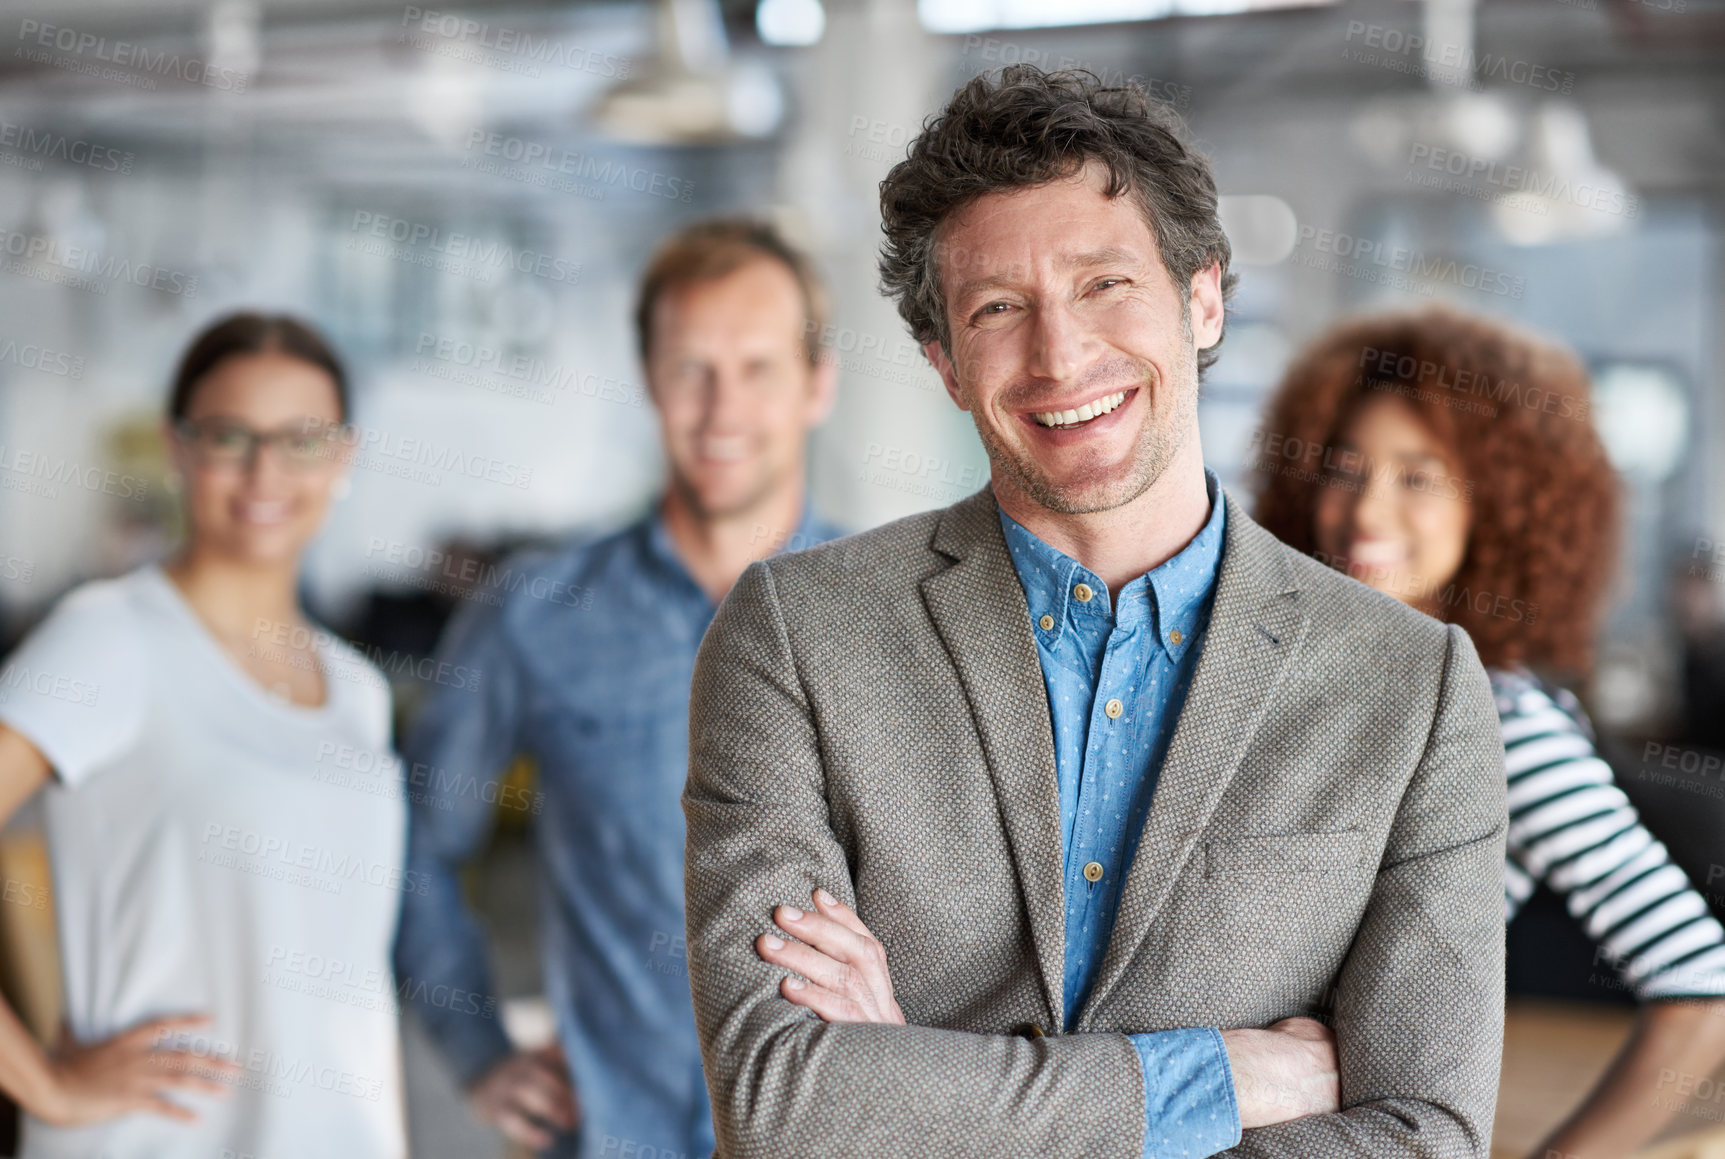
[971,339,1200,517]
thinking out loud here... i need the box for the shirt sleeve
[0,581,146,786]
[392,587,525,1087]
[1501,677,1725,999]
[1129,1029,1241,1159]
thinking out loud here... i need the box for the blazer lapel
[919,489,1067,1029]
[1077,495,1310,1027]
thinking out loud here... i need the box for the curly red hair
[1251,306,1619,678]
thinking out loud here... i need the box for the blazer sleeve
[1222,622,1508,1158]
[683,561,1147,1159]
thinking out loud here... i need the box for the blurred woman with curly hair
[1253,306,1725,1159]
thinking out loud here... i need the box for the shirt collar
[998,470,1226,662]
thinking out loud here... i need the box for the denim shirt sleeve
[392,592,523,1088]
[1129,1028,1241,1158]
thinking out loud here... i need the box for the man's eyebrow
[946,247,1146,299]
[1059,246,1142,271]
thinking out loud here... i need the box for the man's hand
[1220,1017,1340,1128]
[755,889,905,1025]
[468,1042,579,1150]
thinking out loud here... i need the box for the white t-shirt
[0,565,408,1158]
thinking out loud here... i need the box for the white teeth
[1033,390,1127,428]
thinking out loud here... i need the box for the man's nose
[1027,301,1090,385]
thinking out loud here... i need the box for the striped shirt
[1498,667,1725,1000]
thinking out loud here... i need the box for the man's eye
[977,302,1010,317]
[1093,278,1126,291]
[208,427,249,450]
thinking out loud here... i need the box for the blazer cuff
[1129,1027,1242,1159]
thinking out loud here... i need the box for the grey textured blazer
[684,486,1507,1158]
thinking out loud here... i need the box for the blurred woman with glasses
[1253,306,1725,1159]
[0,313,407,1157]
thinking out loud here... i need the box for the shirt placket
[1070,605,1140,949]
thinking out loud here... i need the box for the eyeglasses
[173,418,348,470]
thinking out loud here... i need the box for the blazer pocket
[1204,830,1364,878]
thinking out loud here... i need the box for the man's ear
[805,349,839,429]
[922,340,969,411]
[1188,261,1225,353]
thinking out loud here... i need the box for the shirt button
[1104,698,1123,719]
[1170,628,1184,646]
[1073,582,1093,602]
[1039,614,1055,631]
[1083,861,1105,883]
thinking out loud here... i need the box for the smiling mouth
[1030,390,1129,429]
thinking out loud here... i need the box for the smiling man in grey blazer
[684,65,1507,1159]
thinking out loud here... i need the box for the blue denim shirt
[999,470,1241,1159]
[394,507,839,1159]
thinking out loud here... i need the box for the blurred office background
[0,0,1721,1154]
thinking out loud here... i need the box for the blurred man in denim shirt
[394,219,841,1159]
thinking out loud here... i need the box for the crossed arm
[685,565,1507,1158]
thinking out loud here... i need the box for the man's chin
[1004,460,1154,517]
[675,475,775,523]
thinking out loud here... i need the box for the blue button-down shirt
[999,470,1240,1159]
[394,507,840,1159]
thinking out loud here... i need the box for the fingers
[779,975,869,1024]
[121,1013,211,1048]
[773,904,875,969]
[756,932,852,993]
[810,888,872,940]
[508,1064,577,1131]
[142,1096,198,1123]
[494,1104,557,1151]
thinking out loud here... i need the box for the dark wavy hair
[1252,307,1619,678]
[878,65,1236,370]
